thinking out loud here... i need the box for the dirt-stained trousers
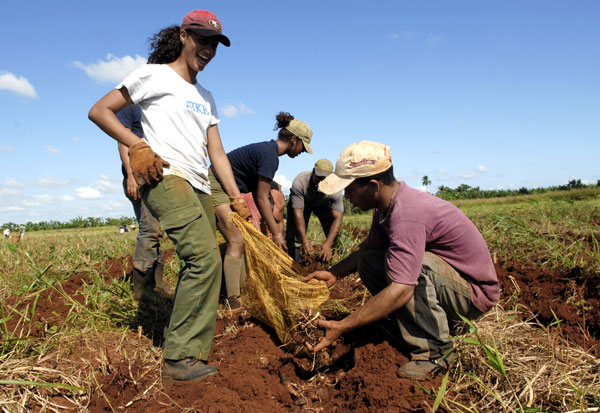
[126,186,163,273]
[141,175,221,361]
[357,250,483,361]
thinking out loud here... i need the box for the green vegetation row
[1,215,137,233]
[435,178,598,200]
[3,180,599,235]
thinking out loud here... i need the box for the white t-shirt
[118,64,220,193]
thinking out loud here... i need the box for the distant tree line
[343,178,599,212]
[435,179,598,200]
[1,216,136,232]
[4,179,598,230]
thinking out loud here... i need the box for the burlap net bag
[231,214,329,352]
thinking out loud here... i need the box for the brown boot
[153,263,175,297]
[132,268,156,301]
[162,358,218,384]
[397,352,457,380]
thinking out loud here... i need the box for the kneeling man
[305,141,499,380]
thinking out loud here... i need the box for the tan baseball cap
[285,119,313,154]
[318,141,392,195]
[313,159,333,177]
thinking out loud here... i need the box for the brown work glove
[229,196,252,221]
[128,140,170,185]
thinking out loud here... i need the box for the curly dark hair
[147,25,182,64]
[273,111,296,141]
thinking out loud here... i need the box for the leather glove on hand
[128,141,170,185]
[230,196,252,221]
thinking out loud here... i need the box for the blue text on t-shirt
[186,101,209,115]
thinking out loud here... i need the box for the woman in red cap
[89,10,249,383]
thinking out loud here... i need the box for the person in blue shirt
[209,111,314,309]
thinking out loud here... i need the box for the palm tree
[422,175,431,192]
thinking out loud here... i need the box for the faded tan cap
[318,141,392,195]
[285,119,313,154]
[313,159,333,177]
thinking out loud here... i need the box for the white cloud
[73,136,80,142]
[34,194,52,203]
[5,178,24,187]
[20,194,52,208]
[0,205,24,213]
[222,102,255,118]
[93,175,121,194]
[390,33,400,39]
[457,172,477,179]
[0,72,39,99]
[22,199,41,207]
[59,195,75,202]
[0,187,22,198]
[76,187,103,199]
[36,175,72,188]
[403,30,418,40]
[96,199,126,213]
[73,54,146,84]
[435,168,447,175]
[274,174,292,194]
[426,35,444,45]
[47,145,60,154]
[475,165,488,173]
[0,144,14,153]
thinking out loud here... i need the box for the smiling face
[180,30,219,73]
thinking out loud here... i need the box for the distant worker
[117,104,172,299]
[286,159,344,262]
[305,141,499,380]
[210,111,314,309]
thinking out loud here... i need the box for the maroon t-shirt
[364,182,499,312]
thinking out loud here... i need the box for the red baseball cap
[181,10,231,47]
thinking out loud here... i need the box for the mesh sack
[232,214,330,351]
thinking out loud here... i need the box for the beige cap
[318,141,392,195]
[285,119,313,154]
[313,159,333,177]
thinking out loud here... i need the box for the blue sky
[1,1,598,225]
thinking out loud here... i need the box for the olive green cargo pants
[357,250,483,361]
[141,175,221,361]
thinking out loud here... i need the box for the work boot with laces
[162,358,218,384]
[397,351,457,381]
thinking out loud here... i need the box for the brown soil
[2,251,599,412]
